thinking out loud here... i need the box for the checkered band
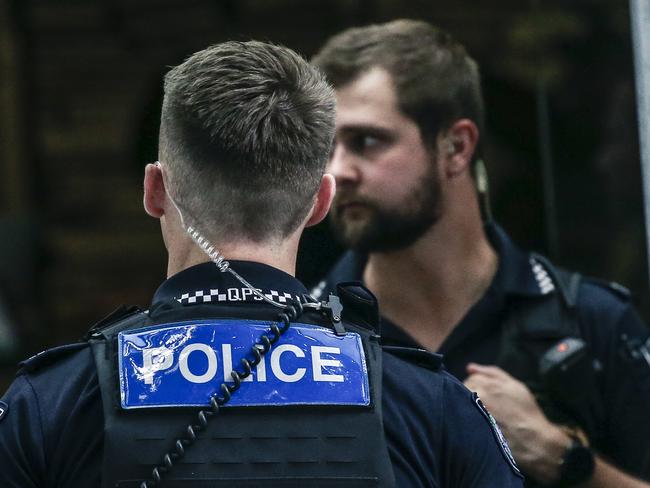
[177,287,299,305]
[530,257,555,295]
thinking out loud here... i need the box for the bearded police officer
[0,40,523,487]
[312,20,650,487]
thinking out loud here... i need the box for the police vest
[496,253,610,442]
[88,284,395,488]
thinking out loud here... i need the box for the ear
[441,119,479,178]
[143,162,166,218]
[305,173,336,228]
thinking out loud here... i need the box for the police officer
[0,40,523,487]
[312,20,650,487]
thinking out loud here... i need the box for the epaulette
[531,253,581,308]
[583,276,632,301]
[382,345,443,371]
[18,342,87,374]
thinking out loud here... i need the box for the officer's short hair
[313,19,484,157]
[160,41,336,242]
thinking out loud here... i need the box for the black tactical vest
[496,254,605,440]
[89,286,395,488]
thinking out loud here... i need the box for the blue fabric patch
[118,319,370,409]
[473,393,523,478]
[0,401,8,422]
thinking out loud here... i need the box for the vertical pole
[630,0,650,286]
[530,0,559,259]
[536,78,559,259]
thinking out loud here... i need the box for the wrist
[521,423,572,484]
[557,429,595,487]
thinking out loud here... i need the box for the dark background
[0,0,646,391]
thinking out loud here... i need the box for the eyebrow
[336,124,394,138]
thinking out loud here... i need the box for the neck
[166,234,300,279]
[363,191,497,351]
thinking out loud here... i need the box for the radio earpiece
[446,140,456,156]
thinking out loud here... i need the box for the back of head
[160,41,336,243]
[313,19,484,152]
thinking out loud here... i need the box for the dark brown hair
[313,19,484,154]
[160,40,336,241]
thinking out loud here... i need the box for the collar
[324,223,553,300]
[486,223,555,298]
[152,260,309,307]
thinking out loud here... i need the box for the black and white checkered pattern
[177,288,299,305]
[529,257,555,295]
[263,290,295,303]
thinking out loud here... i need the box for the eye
[349,134,382,154]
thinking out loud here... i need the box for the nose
[328,142,360,186]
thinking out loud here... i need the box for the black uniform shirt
[0,260,524,487]
[314,224,650,480]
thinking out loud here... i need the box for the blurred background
[0,0,646,391]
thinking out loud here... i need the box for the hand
[464,363,571,484]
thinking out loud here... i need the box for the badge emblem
[473,393,522,477]
[118,319,370,409]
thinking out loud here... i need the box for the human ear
[305,173,336,228]
[143,162,166,218]
[442,119,479,178]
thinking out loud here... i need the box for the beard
[329,166,442,253]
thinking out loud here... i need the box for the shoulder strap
[84,305,145,341]
[89,308,152,415]
[336,282,380,334]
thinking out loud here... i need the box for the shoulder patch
[18,342,87,374]
[472,393,523,478]
[0,400,8,423]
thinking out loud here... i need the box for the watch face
[562,441,595,485]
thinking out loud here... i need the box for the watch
[558,435,595,486]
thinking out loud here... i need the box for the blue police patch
[118,319,370,409]
[473,393,523,478]
[0,401,8,422]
